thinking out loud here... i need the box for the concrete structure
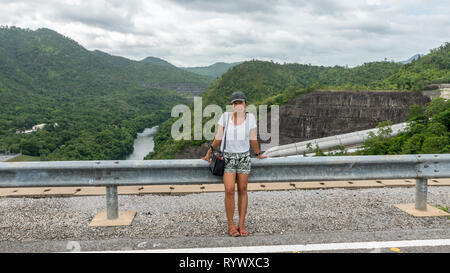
[439,84,450,99]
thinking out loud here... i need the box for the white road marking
[85,239,450,253]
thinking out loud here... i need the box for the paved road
[0,186,448,253]
[1,229,449,253]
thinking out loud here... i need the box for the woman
[202,91,268,237]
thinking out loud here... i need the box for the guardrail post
[415,178,427,211]
[89,185,136,227]
[106,185,119,219]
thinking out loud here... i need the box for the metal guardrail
[1,154,449,221]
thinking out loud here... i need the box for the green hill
[181,62,243,78]
[0,26,213,160]
[147,42,450,159]
[383,43,450,90]
[200,60,404,108]
[140,56,176,67]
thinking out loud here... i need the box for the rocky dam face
[173,90,433,159]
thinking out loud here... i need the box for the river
[125,125,159,160]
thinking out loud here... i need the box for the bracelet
[255,152,260,156]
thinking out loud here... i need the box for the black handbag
[209,112,229,176]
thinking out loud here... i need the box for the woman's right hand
[202,150,211,163]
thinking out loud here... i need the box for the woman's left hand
[257,154,268,159]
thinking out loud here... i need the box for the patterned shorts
[224,151,251,174]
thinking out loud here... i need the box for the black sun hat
[230,91,247,103]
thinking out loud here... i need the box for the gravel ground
[0,187,449,242]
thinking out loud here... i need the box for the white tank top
[218,112,257,153]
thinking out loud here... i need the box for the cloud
[0,0,449,67]
[167,0,285,14]
[52,4,136,33]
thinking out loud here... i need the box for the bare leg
[223,172,237,230]
[237,173,249,235]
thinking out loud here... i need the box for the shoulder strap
[221,112,229,152]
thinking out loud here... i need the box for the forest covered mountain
[1,25,448,160]
[0,26,213,160]
[180,62,243,78]
[140,57,242,79]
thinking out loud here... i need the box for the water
[126,125,159,160]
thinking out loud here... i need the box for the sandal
[228,226,240,237]
[237,226,249,237]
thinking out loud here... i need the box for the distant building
[32,123,46,130]
[15,122,58,134]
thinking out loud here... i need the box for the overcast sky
[0,0,449,67]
